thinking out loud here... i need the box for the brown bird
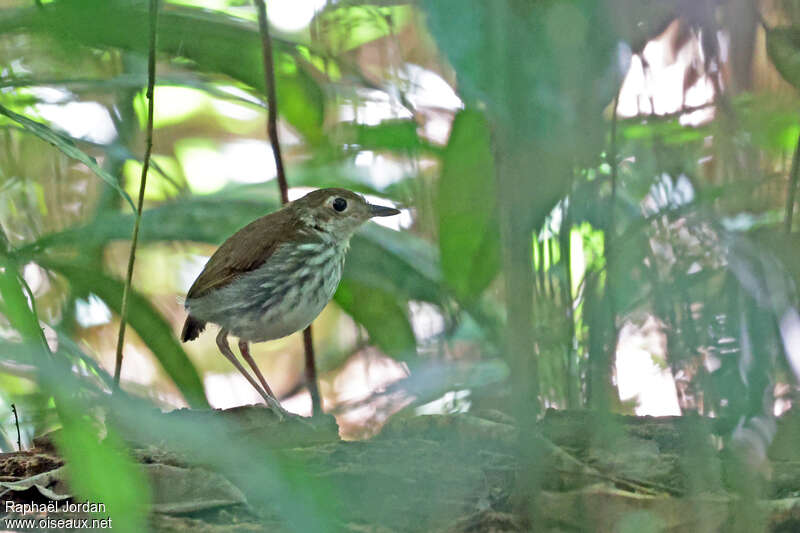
[181,188,400,418]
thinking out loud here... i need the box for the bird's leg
[238,340,276,398]
[216,329,287,420]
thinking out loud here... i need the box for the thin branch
[10,404,21,451]
[784,129,800,234]
[302,326,321,413]
[254,0,322,416]
[113,0,159,387]
[254,0,288,204]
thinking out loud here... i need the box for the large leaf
[437,109,500,302]
[766,26,800,91]
[0,0,324,143]
[0,103,135,210]
[334,280,416,360]
[40,260,209,409]
[0,255,149,532]
[55,407,150,533]
[421,0,617,150]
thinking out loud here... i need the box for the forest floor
[1,408,799,532]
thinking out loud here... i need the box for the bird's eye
[332,197,347,212]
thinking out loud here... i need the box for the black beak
[369,203,401,217]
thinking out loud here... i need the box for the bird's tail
[181,315,206,342]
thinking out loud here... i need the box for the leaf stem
[114,0,159,387]
[254,0,321,415]
[10,404,21,451]
[784,129,800,234]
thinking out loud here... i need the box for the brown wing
[186,211,290,299]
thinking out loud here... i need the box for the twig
[253,0,322,416]
[784,130,800,234]
[113,0,159,387]
[10,404,21,451]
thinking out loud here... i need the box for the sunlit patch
[267,0,326,32]
[643,173,696,215]
[408,301,445,342]
[617,20,715,122]
[35,102,116,144]
[354,151,408,189]
[75,294,112,328]
[116,344,157,386]
[399,64,462,111]
[139,86,209,129]
[281,391,312,417]
[180,254,211,294]
[27,86,72,104]
[204,372,263,409]
[615,318,681,416]
[221,140,277,183]
[22,263,45,294]
[175,138,228,194]
[779,308,800,382]
[340,89,413,125]
[287,186,315,202]
[42,324,58,354]
[328,350,410,439]
[415,389,470,415]
[210,99,261,123]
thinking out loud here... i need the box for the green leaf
[1,0,325,144]
[347,223,444,304]
[334,279,416,359]
[437,109,500,302]
[41,260,209,409]
[421,0,618,154]
[0,103,135,210]
[341,120,428,152]
[313,5,413,53]
[766,26,800,90]
[55,410,149,533]
[0,257,45,348]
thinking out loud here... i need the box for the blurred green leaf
[313,5,413,53]
[0,253,148,531]
[347,223,444,304]
[437,109,500,302]
[41,261,209,409]
[343,119,429,152]
[0,258,46,349]
[335,279,416,359]
[766,26,800,90]
[55,410,149,533]
[422,0,617,155]
[1,0,325,143]
[620,118,709,145]
[0,103,135,210]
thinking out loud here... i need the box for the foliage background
[1,0,800,531]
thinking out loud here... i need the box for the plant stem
[254,0,322,415]
[113,0,159,387]
[10,404,21,451]
[784,129,800,234]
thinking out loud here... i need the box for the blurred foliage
[1,0,800,531]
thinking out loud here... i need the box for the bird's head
[291,188,400,240]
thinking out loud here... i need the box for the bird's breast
[238,242,346,341]
[185,240,348,342]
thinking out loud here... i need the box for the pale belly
[186,242,345,343]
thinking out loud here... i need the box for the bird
[181,188,400,418]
